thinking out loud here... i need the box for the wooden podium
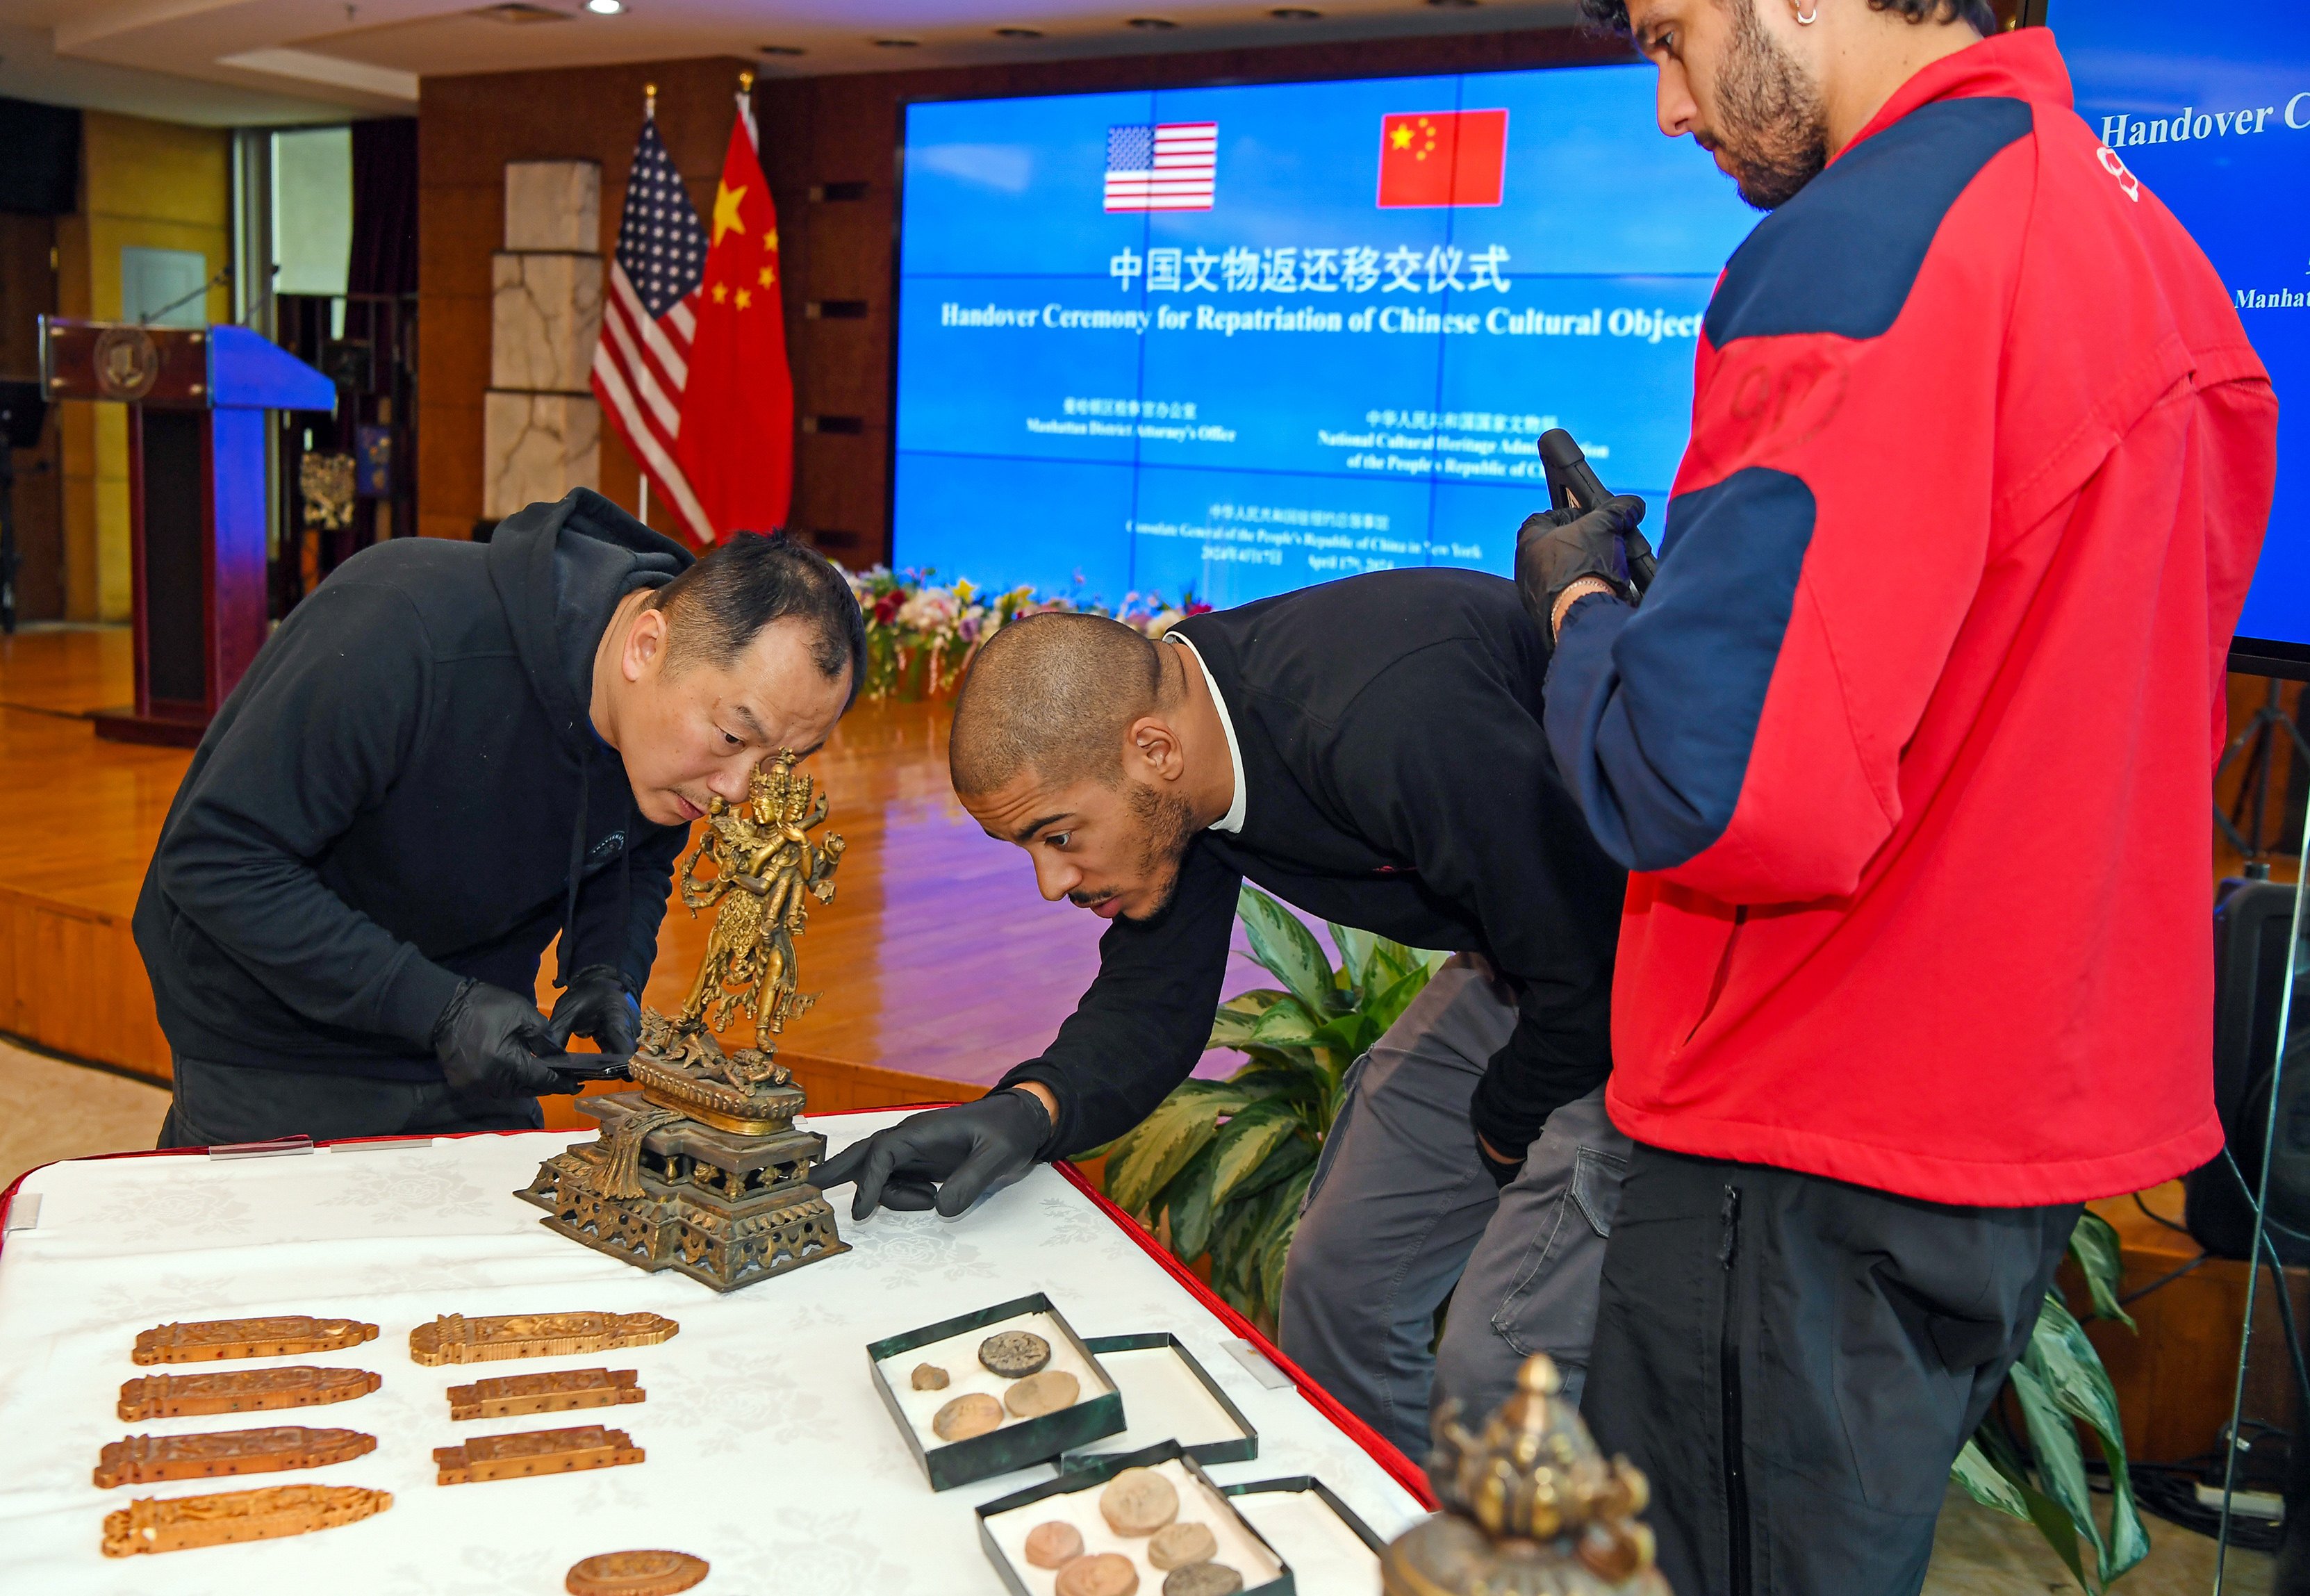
[40,318,334,747]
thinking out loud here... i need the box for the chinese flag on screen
[673,101,795,538]
[1376,109,1508,208]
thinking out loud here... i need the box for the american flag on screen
[1105,122,1218,211]
[590,111,716,545]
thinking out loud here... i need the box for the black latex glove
[811,1089,1054,1219]
[1476,1128,1526,1189]
[548,964,641,1055]
[1514,493,1650,627]
[430,978,576,1097]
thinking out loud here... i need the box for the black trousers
[157,1054,544,1149]
[1580,1143,2079,1596]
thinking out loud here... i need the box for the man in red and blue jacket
[1522,0,2277,1589]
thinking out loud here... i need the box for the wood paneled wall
[415,27,1633,561]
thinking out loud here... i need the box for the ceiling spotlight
[995,25,1044,37]
[758,43,805,54]
[581,0,623,14]
[872,36,920,46]
[1127,15,1179,28]
[1270,5,1321,14]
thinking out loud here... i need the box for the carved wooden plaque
[101,1483,392,1556]
[566,1549,711,1596]
[447,1367,644,1421]
[409,1311,678,1367]
[433,1424,644,1485]
[94,1424,376,1488]
[118,1365,379,1422]
[133,1316,379,1365]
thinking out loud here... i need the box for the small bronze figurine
[1382,1354,1670,1596]
[518,748,850,1292]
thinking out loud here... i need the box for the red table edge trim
[1049,1157,1439,1511]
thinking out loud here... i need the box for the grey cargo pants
[1277,954,1629,1458]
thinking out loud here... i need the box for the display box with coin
[1061,1334,1257,1470]
[1218,1476,1384,1591]
[867,1293,1123,1490]
[977,1440,1292,1596]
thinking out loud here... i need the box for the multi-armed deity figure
[677,750,846,1041]
[518,748,852,1292]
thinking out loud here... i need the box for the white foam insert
[1230,1490,1383,1595]
[1086,1344,1251,1456]
[985,1458,1285,1595]
[880,1310,1112,1449]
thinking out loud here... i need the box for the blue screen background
[2052,7,2310,650]
[892,67,1761,607]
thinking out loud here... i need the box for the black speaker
[0,380,48,450]
[2186,878,2310,1263]
[0,99,79,216]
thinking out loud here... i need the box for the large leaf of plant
[1161,1140,1221,1262]
[1951,1438,2031,1521]
[1237,887,1337,1017]
[1105,1085,1241,1214]
[2024,1294,2150,1583]
[2067,1210,2135,1330]
[2010,1360,2109,1590]
[1330,924,1380,990]
[1977,1415,2095,1594]
[1248,997,1322,1048]
[1210,989,1289,1051]
[1210,1103,1307,1208]
[1364,964,1433,1039]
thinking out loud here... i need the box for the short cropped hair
[1581,0,1996,40]
[949,613,1171,796]
[649,531,867,707]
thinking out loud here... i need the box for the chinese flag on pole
[672,88,794,539]
[1376,109,1508,208]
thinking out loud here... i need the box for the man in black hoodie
[137,488,865,1147]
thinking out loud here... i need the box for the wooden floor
[0,623,1125,1110]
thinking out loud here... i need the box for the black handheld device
[1537,427,1658,597]
[546,1053,635,1083]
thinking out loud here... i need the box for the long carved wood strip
[409,1312,677,1366]
[446,1367,643,1420]
[132,1317,379,1365]
[117,1366,380,1421]
[101,1483,392,1556]
[94,1424,376,1488]
[432,1424,644,1485]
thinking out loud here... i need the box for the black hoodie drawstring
[556,757,590,992]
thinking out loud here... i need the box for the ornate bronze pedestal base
[517,1091,848,1294]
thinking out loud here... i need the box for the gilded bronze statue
[518,748,850,1292]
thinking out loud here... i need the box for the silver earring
[1795,1,1819,18]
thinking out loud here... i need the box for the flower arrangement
[843,567,1210,701]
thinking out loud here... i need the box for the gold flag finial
[644,82,657,115]
[739,67,756,91]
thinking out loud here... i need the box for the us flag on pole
[591,109,716,546]
[1105,122,1217,211]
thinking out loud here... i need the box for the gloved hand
[548,964,641,1055]
[811,1089,1054,1219]
[1476,1129,1526,1189]
[431,978,576,1097]
[1514,494,1649,627]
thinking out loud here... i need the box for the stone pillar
[482,160,603,520]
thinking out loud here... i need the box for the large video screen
[2052,3,2310,659]
[892,67,1760,607]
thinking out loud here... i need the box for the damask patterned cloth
[0,1113,1422,1593]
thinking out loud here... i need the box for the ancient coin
[978,1329,1053,1378]
[1004,1369,1080,1419]
[1149,1522,1219,1571]
[911,1363,949,1390]
[565,1549,710,1596]
[1024,1520,1084,1568]
[1100,1467,1180,1536]
[1055,1552,1139,1596]
[932,1392,1005,1442]
[1162,1563,1242,1596]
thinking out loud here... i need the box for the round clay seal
[1024,1520,1084,1569]
[1100,1467,1180,1536]
[1055,1552,1140,1596]
[1149,1521,1219,1570]
[1163,1563,1242,1596]
[978,1329,1053,1377]
[932,1391,1005,1442]
[566,1549,710,1596]
[1005,1369,1080,1419]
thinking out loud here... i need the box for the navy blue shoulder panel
[1703,97,2031,347]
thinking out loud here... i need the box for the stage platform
[0,624,1153,1114]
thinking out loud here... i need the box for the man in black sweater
[816,569,1627,1454]
[137,488,864,1148]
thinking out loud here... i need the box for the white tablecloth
[0,1112,1426,1595]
